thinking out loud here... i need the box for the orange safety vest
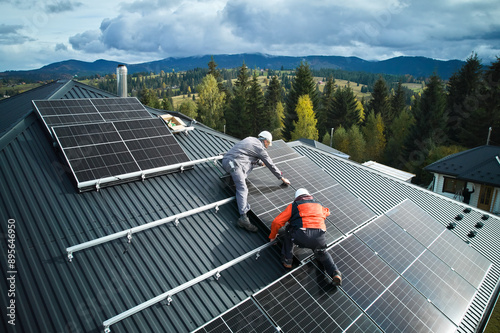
[269,198,330,239]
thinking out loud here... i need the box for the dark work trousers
[282,226,339,276]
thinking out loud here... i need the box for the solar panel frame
[385,200,492,289]
[51,117,191,189]
[355,215,478,325]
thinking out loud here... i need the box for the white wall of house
[432,173,500,213]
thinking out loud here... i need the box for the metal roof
[425,145,500,187]
[1,80,499,332]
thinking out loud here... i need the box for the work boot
[237,215,258,232]
[331,271,342,286]
[281,256,293,269]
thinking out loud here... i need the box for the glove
[281,177,290,185]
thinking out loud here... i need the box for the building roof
[425,145,500,187]
[1,80,499,333]
[362,160,416,182]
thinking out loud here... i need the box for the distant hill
[0,53,465,81]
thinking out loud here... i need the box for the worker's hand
[269,237,276,242]
[281,177,290,185]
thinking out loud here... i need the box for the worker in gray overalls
[222,131,290,232]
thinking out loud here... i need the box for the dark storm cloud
[45,0,83,14]
[0,23,34,44]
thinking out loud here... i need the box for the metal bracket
[166,295,173,306]
[214,204,220,213]
[255,251,260,260]
[104,326,111,333]
[215,271,221,280]
[141,173,146,181]
[67,251,73,262]
[96,182,101,192]
[180,165,185,173]
[127,230,133,243]
[174,218,179,227]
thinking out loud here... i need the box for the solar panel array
[33,98,191,190]
[201,142,492,333]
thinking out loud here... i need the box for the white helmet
[258,131,273,146]
[295,188,310,199]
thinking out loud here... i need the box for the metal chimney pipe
[117,64,128,97]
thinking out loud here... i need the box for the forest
[18,53,499,187]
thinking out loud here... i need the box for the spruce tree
[404,74,447,181]
[447,52,483,145]
[328,85,359,130]
[284,62,319,140]
[369,76,391,125]
[265,76,285,138]
[225,63,250,138]
[318,77,335,138]
[247,72,266,135]
[480,57,500,146]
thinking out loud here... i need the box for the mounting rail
[102,241,275,332]
[66,197,235,261]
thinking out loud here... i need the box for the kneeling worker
[269,188,342,285]
[222,131,290,232]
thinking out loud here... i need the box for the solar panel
[52,118,191,189]
[33,97,153,133]
[265,140,301,163]
[355,215,477,325]
[253,262,383,333]
[329,236,457,332]
[193,299,277,333]
[385,200,492,289]
[246,155,375,242]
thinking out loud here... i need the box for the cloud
[55,43,68,51]
[45,0,83,14]
[0,23,35,45]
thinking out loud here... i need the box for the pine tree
[369,76,391,125]
[284,62,319,140]
[247,72,266,135]
[384,108,415,167]
[196,74,225,132]
[328,85,359,130]
[447,52,483,145]
[291,95,319,141]
[362,111,386,161]
[404,74,447,181]
[480,57,500,146]
[225,63,250,138]
[318,77,335,138]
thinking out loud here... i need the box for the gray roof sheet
[425,145,500,186]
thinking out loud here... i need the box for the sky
[1,0,499,72]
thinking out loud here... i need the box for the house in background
[1,78,500,333]
[425,145,500,213]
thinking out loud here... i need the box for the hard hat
[295,188,310,199]
[258,131,273,146]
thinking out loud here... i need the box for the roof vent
[447,222,457,230]
[468,230,477,238]
[455,214,464,221]
[475,221,484,228]
[481,214,489,220]
[463,208,471,213]
[117,64,128,98]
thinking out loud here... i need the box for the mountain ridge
[0,53,465,80]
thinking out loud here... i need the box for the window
[442,177,466,194]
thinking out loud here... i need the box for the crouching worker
[269,188,342,286]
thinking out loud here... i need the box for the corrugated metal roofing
[1,80,499,332]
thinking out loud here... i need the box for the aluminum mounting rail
[102,240,275,333]
[66,197,235,261]
[78,155,223,191]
